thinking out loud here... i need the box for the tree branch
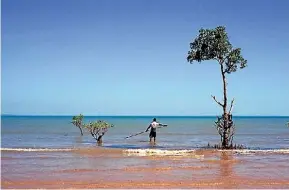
[225,65,233,73]
[90,131,97,140]
[211,95,224,107]
[229,98,235,114]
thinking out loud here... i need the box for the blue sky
[2,0,289,116]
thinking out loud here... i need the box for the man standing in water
[145,118,166,143]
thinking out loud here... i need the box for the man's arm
[145,124,151,132]
[157,123,167,128]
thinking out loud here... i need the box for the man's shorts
[149,131,156,138]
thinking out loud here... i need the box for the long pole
[125,124,168,139]
[125,131,146,139]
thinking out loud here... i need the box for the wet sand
[2,148,289,189]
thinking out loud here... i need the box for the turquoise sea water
[1,116,289,150]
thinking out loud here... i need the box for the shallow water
[2,116,289,149]
[2,147,289,188]
[1,116,289,188]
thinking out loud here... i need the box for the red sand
[2,149,289,189]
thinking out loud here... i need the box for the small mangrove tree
[71,114,114,144]
[84,120,114,144]
[72,114,84,136]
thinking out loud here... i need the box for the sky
[1,0,289,116]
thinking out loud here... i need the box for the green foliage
[187,26,247,73]
[84,120,114,137]
[71,114,114,142]
[71,114,84,128]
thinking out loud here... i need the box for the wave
[123,148,289,156]
[2,147,289,155]
[123,149,198,156]
[224,149,289,154]
[0,148,74,152]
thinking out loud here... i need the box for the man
[145,118,166,143]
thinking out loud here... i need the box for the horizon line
[1,114,289,117]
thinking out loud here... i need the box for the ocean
[2,116,289,188]
[2,116,289,149]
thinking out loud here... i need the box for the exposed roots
[207,142,246,150]
[214,114,235,149]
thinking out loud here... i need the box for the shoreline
[2,146,289,154]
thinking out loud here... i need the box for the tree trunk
[220,64,229,149]
[97,135,103,144]
[90,132,103,145]
[78,126,83,136]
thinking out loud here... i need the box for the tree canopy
[187,26,247,73]
[84,120,114,138]
[72,114,84,127]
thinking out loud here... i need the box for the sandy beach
[2,148,289,189]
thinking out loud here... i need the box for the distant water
[1,116,289,150]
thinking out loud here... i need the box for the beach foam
[223,149,289,154]
[123,149,197,156]
[0,148,74,152]
[123,148,289,157]
[2,147,289,155]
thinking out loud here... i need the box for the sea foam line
[123,148,289,156]
[0,148,74,152]
[222,149,289,154]
[123,149,197,156]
